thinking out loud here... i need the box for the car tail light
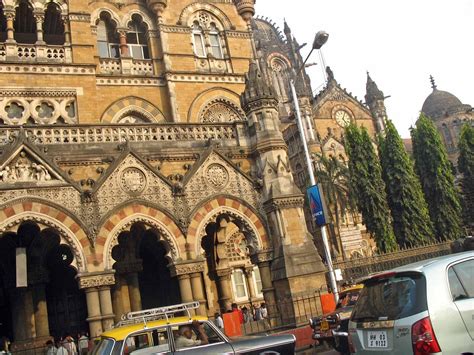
[348,330,357,354]
[412,316,441,355]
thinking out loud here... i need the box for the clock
[335,110,351,127]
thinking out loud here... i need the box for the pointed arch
[101,96,166,123]
[187,196,270,257]
[198,97,246,123]
[187,87,243,123]
[178,2,233,30]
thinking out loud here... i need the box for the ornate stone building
[0,0,332,348]
[251,17,385,260]
[421,76,473,165]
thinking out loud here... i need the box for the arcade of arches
[0,207,275,345]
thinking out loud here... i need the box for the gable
[313,84,372,119]
[0,145,68,188]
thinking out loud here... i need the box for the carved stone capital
[251,248,274,265]
[169,260,205,277]
[77,271,115,289]
[263,195,305,213]
[215,268,232,280]
[114,259,143,275]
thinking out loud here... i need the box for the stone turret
[146,0,167,20]
[241,62,327,306]
[233,0,256,21]
[365,72,387,132]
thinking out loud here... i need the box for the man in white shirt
[175,321,209,349]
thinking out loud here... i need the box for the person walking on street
[56,340,69,355]
[214,313,224,330]
[46,340,57,355]
[78,333,89,355]
[231,303,244,324]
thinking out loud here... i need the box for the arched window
[0,4,7,42]
[127,15,149,60]
[14,0,36,44]
[209,23,223,59]
[44,2,65,45]
[231,269,248,302]
[96,12,119,58]
[192,22,206,58]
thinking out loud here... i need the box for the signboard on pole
[307,184,329,227]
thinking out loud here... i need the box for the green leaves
[458,124,474,226]
[345,124,397,253]
[379,120,435,247]
[411,114,463,240]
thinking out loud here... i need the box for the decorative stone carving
[250,248,274,264]
[169,260,205,277]
[77,271,116,289]
[206,163,229,189]
[119,167,147,195]
[199,99,245,123]
[0,151,57,183]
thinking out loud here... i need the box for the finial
[430,75,437,90]
[283,18,291,34]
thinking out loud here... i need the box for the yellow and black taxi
[309,285,363,354]
[91,302,296,355]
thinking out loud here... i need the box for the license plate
[367,331,388,348]
[320,320,329,331]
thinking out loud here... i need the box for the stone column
[178,275,195,315]
[257,261,277,317]
[126,272,142,312]
[119,275,132,314]
[99,286,115,331]
[244,267,257,302]
[216,269,233,312]
[112,278,125,323]
[118,29,129,57]
[4,8,15,43]
[77,271,116,338]
[62,15,71,45]
[85,288,103,338]
[32,285,50,339]
[34,11,45,44]
[10,289,27,341]
[190,273,206,315]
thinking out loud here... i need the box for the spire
[365,71,384,104]
[430,75,437,90]
[241,61,277,113]
[283,18,291,35]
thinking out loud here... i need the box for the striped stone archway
[96,203,186,270]
[187,196,270,257]
[0,200,89,272]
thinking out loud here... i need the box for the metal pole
[290,79,339,304]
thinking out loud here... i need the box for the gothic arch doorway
[111,222,180,318]
[0,221,88,343]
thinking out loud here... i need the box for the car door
[448,259,474,341]
[171,321,234,354]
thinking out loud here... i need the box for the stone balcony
[0,42,72,63]
[99,57,154,76]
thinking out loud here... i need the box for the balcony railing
[0,43,71,63]
[99,57,154,76]
[0,123,247,146]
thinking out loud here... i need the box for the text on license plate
[368,331,388,348]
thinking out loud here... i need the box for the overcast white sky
[255,0,473,138]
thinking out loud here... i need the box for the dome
[422,89,463,119]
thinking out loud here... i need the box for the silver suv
[348,251,474,354]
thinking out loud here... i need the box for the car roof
[365,251,474,280]
[101,316,208,341]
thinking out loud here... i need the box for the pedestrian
[260,303,268,319]
[63,335,77,355]
[241,306,251,323]
[214,312,224,331]
[46,340,57,355]
[78,333,89,355]
[231,303,244,324]
[56,340,68,355]
[254,304,262,321]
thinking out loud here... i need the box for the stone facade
[0,0,328,347]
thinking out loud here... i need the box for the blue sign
[307,185,327,227]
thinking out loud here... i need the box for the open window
[127,15,150,60]
[192,22,206,58]
[14,0,37,44]
[124,328,171,355]
[96,12,120,58]
[44,2,65,45]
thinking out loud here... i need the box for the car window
[452,259,474,298]
[337,290,360,308]
[172,321,223,351]
[448,268,468,301]
[124,328,170,355]
[351,272,427,322]
[91,338,115,355]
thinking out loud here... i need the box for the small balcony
[0,42,72,63]
[98,57,154,76]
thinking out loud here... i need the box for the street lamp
[289,31,339,303]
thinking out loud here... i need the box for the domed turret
[422,76,467,120]
[233,0,255,21]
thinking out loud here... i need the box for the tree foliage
[411,114,463,240]
[458,124,474,226]
[379,120,435,247]
[345,124,397,252]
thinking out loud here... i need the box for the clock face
[335,110,351,127]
